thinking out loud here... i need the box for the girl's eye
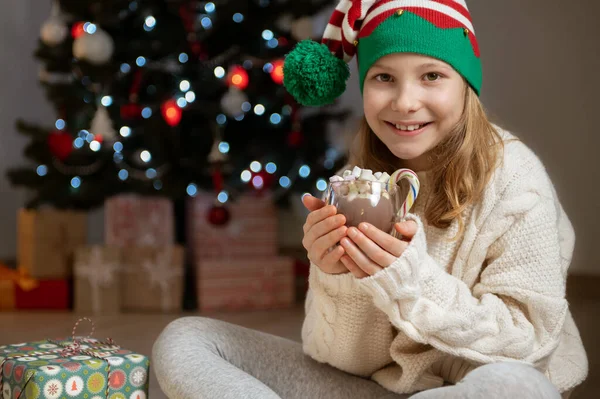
[375,73,392,82]
[424,72,441,82]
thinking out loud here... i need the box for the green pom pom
[283,40,349,106]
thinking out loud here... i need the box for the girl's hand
[339,221,418,279]
[301,195,349,275]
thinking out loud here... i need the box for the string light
[217,190,229,203]
[84,23,97,34]
[270,60,284,84]
[218,142,230,153]
[179,53,189,63]
[216,114,227,125]
[266,162,277,174]
[140,150,151,163]
[120,63,131,73]
[227,66,249,90]
[73,138,84,148]
[205,2,216,13]
[36,165,48,176]
[250,161,262,172]
[161,99,182,126]
[55,119,65,130]
[201,17,212,29]
[90,140,101,152]
[316,179,328,191]
[144,16,156,31]
[113,142,123,152]
[179,80,190,92]
[266,38,278,48]
[252,176,264,189]
[262,30,274,40]
[241,102,251,112]
[114,152,124,162]
[120,126,131,137]
[234,114,244,121]
[176,97,187,108]
[136,56,146,67]
[240,170,252,182]
[101,96,113,106]
[153,180,162,190]
[233,13,244,23]
[141,107,152,118]
[185,91,196,103]
[118,169,128,180]
[263,63,274,73]
[146,168,157,179]
[299,165,311,178]
[269,113,282,124]
[214,66,225,78]
[70,176,81,188]
[254,104,265,115]
[186,183,198,197]
[279,176,291,188]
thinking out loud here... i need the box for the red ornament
[270,60,284,85]
[120,103,143,120]
[71,22,85,39]
[287,131,304,148]
[47,130,73,161]
[227,65,249,90]
[207,204,230,226]
[161,99,182,127]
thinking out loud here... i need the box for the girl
[153,1,588,398]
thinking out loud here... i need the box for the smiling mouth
[388,122,432,131]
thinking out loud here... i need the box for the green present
[1,337,149,399]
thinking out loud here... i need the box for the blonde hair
[348,85,505,238]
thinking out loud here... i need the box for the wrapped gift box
[0,337,149,399]
[121,246,184,312]
[189,192,278,261]
[105,194,174,247]
[0,278,70,311]
[74,246,121,314]
[18,208,87,279]
[197,256,295,312]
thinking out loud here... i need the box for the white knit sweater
[302,129,588,395]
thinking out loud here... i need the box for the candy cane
[388,168,420,220]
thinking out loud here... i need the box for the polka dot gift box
[0,323,149,399]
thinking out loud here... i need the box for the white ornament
[220,87,248,117]
[40,1,68,47]
[275,13,294,32]
[91,106,116,140]
[291,17,313,40]
[73,27,114,65]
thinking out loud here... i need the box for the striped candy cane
[388,168,420,220]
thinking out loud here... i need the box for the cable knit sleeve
[357,163,572,369]
[302,263,396,376]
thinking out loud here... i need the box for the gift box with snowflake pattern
[0,337,149,399]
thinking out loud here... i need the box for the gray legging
[152,317,562,399]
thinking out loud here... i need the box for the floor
[1,283,598,398]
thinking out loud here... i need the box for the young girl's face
[362,53,466,171]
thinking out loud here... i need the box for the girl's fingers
[340,255,369,279]
[347,226,397,267]
[340,237,383,276]
[357,223,408,259]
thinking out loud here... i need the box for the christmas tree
[8,0,349,210]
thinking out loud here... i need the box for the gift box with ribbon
[18,208,87,279]
[74,246,121,314]
[121,246,184,312]
[0,318,149,399]
[189,192,278,261]
[197,256,295,312]
[0,264,70,311]
[105,194,174,248]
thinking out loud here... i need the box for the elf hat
[283,0,482,106]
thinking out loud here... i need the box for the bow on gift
[0,318,120,399]
[0,263,38,291]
